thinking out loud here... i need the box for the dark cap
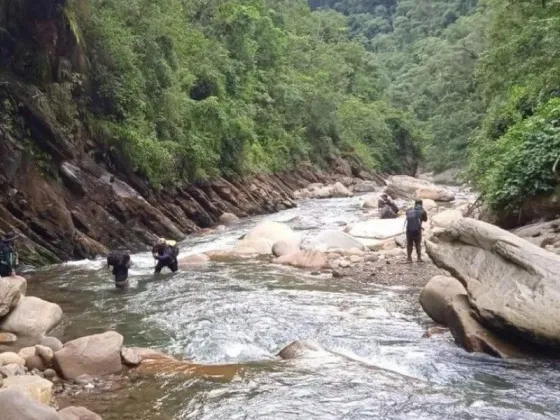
[2,231,19,242]
[415,199,423,206]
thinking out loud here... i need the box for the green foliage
[75,0,423,186]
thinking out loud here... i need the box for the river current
[26,196,560,419]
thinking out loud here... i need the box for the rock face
[426,217,560,350]
[348,218,405,240]
[446,295,526,359]
[0,297,63,338]
[0,277,25,317]
[302,230,365,251]
[2,375,54,405]
[419,276,467,326]
[273,250,328,270]
[57,406,103,420]
[386,175,455,202]
[0,388,59,420]
[53,331,124,379]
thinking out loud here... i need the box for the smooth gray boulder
[0,296,63,338]
[303,230,365,251]
[0,388,58,420]
[419,276,467,325]
[426,217,560,349]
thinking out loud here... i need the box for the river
[25,196,560,419]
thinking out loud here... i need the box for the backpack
[165,240,179,258]
[406,208,421,233]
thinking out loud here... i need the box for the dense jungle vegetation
[2,0,559,218]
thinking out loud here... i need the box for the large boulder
[177,254,211,267]
[235,238,275,255]
[39,337,63,353]
[431,209,463,229]
[53,331,124,379]
[348,218,405,240]
[0,352,25,366]
[219,212,239,225]
[514,219,560,248]
[331,182,352,198]
[426,217,560,350]
[2,375,53,405]
[445,295,527,358]
[2,276,27,295]
[244,221,297,244]
[302,230,365,252]
[0,277,25,317]
[0,297,63,338]
[422,199,438,213]
[272,239,301,258]
[0,388,59,420]
[273,250,328,271]
[57,406,103,420]
[419,276,467,325]
[361,194,380,209]
[386,175,455,202]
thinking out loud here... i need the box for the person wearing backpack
[405,200,428,263]
[152,238,179,274]
[107,247,132,289]
[0,231,19,277]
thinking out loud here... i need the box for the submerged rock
[57,406,103,420]
[426,217,560,350]
[419,276,467,326]
[177,254,211,267]
[277,340,325,359]
[54,331,124,379]
[0,296,63,338]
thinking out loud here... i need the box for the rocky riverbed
[2,175,560,419]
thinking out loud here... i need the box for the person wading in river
[405,199,428,263]
[152,238,179,274]
[107,247,132,289]
[0,231,19,277]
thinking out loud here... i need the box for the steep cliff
[0,0,376,265]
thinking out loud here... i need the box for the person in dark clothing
[152,238,179,274]
[107,247,132,289]
[378,193,399,219]
[0,231,19,277]
[405,199,428,263]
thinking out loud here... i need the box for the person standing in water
[405,199,428,263]
[107,247,132,289]
[152,238,179,274]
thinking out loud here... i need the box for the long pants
[113,267,129,289]
[407,230,422,260]
[155,259,178,274]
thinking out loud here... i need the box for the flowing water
[26,195,560,419]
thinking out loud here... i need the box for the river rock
[419,276,467,326]
[53,331,124,379]
[2,275,27,295]
[426,217,560,350]
[446,295,527,358]
[272,239,301,257]
[219,212,239,225]
[121,347,142,366]
[273,250,328,270]
[244,221,298,244]
[39,337,63,353]
[332,182,352,198]
[125,347,174,362]
[18,347,36,359]
[433,168,461,186]
[0,296,63,338]
[348,218,405,240]
[514,219,560,248]
[0,277,24,317]
[35,345,54,366]
[0,332,17,344]
[0,388,59,420]
[2,375,53,405]
[431,209,463,229]
[277,340,325,359]
[25,356,45,372]
[422,199,438,212]
[386,175,455,202]
[0,363,26,377]
[415,187,455,202]
[177,254,211,267]
[361,193,381,209]
[235,238,276,254]
[0,352,25,366]
[353,180,379,193]
[57,406,103,420]
[205,249,258,262]
[302,230,365,251]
